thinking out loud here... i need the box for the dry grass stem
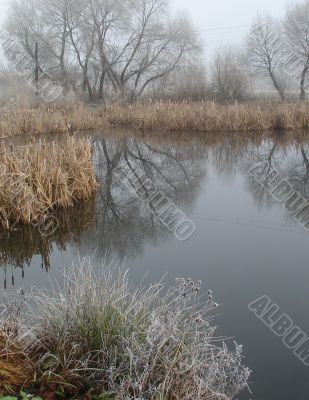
[0,136,97,229]
[1,101,309,137]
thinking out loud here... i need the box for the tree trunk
[269,69,285,101]
[300,61,309,101]
[83,64,93,101]
[34,42,39,96]
[59,21,68,92]
[98,71,106,101]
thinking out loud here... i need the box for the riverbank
[1,101,309,138]
[0,261,250,400]
[107,101,309,133]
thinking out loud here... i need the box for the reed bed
[0,136,97,230]
[107,101,309,133]
[1,100,309,138]
[0,103,107,137]
[0,260,250,399]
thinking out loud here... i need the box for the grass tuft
[1,259,251,399]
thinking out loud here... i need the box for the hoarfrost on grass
[0,258,250,399]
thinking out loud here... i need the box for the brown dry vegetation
[107,101,309,132]
[0,136,97,229]
[1,101,309,138]
[0,328,34,395]
[0,103,108,137]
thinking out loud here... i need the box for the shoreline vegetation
[0,136,97,230]
[1,100,309,138]
[0,261,250,400]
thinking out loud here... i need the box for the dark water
[1,131,309,400]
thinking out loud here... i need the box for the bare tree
[88,0,199,100]
[65,0,96,99]
[1,0,41,65]
[284,1,309,100]
[247,15,286,100]
[2,0,199,101]
[211,47,249,100]
[2,0,72,90]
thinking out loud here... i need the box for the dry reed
[106,100,309,133]
[0,103,107,137]
[0,136,97,229]
[1,100,309,138]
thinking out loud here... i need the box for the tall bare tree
[2,0,72,89]
[247,15,286,100]
[284,1,309,100]
[2,0,199,101]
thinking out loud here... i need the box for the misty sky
[0,0,295,57]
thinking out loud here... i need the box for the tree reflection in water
[0,198,96,288]
[1,132,309,287]
[244,139,309,217]
[0,133,207,284]
[81,135,207,261]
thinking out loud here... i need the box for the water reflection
[83,135,207,260]
[0,133,208,278]
[1,132,309,281]
[0,198,96,288]
[243,140,309,223]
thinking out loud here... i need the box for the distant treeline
[1,0,309,102]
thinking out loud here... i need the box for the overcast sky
[0,0,295,57]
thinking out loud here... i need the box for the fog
[0,0,292,56]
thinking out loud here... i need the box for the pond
[1,131,309,400]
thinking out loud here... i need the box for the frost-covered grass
[0,259,250,399]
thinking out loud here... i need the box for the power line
[198,24,251,32]
[201,30,248,36]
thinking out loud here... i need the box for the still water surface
[1,132,309,400]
